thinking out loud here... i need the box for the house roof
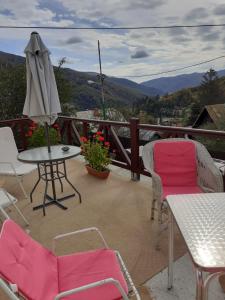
[193,104,225,128]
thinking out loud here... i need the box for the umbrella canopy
[23,32,61,125]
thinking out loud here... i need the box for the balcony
[0,116,225,299]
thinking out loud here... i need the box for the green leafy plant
[26,122,61,148]
[80,132,111,172]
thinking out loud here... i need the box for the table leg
[63,161,82,203]
[33,160,81,215]
[30,163,41,203]
[168,209,174,290]
[56,162,63,193]
[196,269,203,300]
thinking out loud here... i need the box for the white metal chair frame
[0,162,29,199]
[0,188,29,226]
[142,138,223,239]
[0,227,140,300]
[0,127,37,200]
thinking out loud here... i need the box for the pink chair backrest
[0,220,58,300]
[153,141,198,187]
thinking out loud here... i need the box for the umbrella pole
[45,122,51,153]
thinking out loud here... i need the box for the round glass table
[18,145,82,215]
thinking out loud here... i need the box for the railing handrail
[1,116,225,182]
[58,116,130,127]
[139,123,225,138]
[2,116,225,138]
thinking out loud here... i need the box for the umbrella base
[31,159,82,216]
[33,193,75,213]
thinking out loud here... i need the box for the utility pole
[97,40,107,120]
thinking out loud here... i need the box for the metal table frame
[167,193,225,300]
[18,145,82,216]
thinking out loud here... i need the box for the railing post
[20,120,27,150]
[83,121,88,138]
[67,120,73,145]
[130,118,140,181]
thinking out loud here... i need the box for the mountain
[142,70,225,95]
[107,77,163,96]
[61,68,147,109]
[0,51,161,110]
[0,51,25,66]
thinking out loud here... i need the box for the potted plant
[26,122,61,148]
[80,131,111,179]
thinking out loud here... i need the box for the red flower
[96,131,102,136]
[80,136,88,143]
[26,130,33,137]
[104,142,110,147]
[53,123,59,129]
[99,136,104,142]
[31,122,37,128]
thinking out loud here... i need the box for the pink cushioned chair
[142,139,223,245]
[0,220,140,300]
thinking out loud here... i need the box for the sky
[1,0,225,83]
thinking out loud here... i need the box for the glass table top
[18,145,81,163]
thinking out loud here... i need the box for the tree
[54,58,76,116]
[0,57,76,120]
[200,68,223,105]
[0,65,26,120]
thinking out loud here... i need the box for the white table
[167,193,225,300]
[18,145,81,216]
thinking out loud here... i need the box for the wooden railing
[1,116,225,180]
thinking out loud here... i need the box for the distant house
[193,104,225,129]
[76,108,100,119]
[76,108,162,142]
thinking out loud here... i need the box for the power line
[124,55,225,78]
[1,23,225,30]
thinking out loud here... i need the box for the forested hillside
[132,69,225,126]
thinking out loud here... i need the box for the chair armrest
[52,227,109,253]
[0,279,20,300]
[142,141,163,202]
[54,278,129,300]
[151,170,163,201]
[196,144,224,192]
[0,162,17,176]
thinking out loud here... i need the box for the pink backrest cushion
[153,141,198,187]
[0,220,58,300]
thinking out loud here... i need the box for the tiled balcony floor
[146,254,225,300]
[0,157,187,299]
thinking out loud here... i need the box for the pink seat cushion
[154,141,198,187]
[163,185,203,200]
[0,220,58,300]
[58,249,128,300]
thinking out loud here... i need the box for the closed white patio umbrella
[23,32,61,152]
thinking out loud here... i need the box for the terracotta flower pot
[85,165,110,179]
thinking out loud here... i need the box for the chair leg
[16,176,28,199]
[151,198,156,220]
[155,202,164,250]
[5,192,29,226]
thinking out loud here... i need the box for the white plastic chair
[0,127,37,199]
[0,188,29,225]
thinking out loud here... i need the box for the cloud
[214,4,225,15]
[0,9,14,16]
[202,45,215,51]
[126,0,166,10]
[171,36,192,44]
[131,50,149,59]
[201,31,220,41]
[165,16,179,23]
[185,7,208,21]
[167,27,187,37]
[66,36,83,44]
